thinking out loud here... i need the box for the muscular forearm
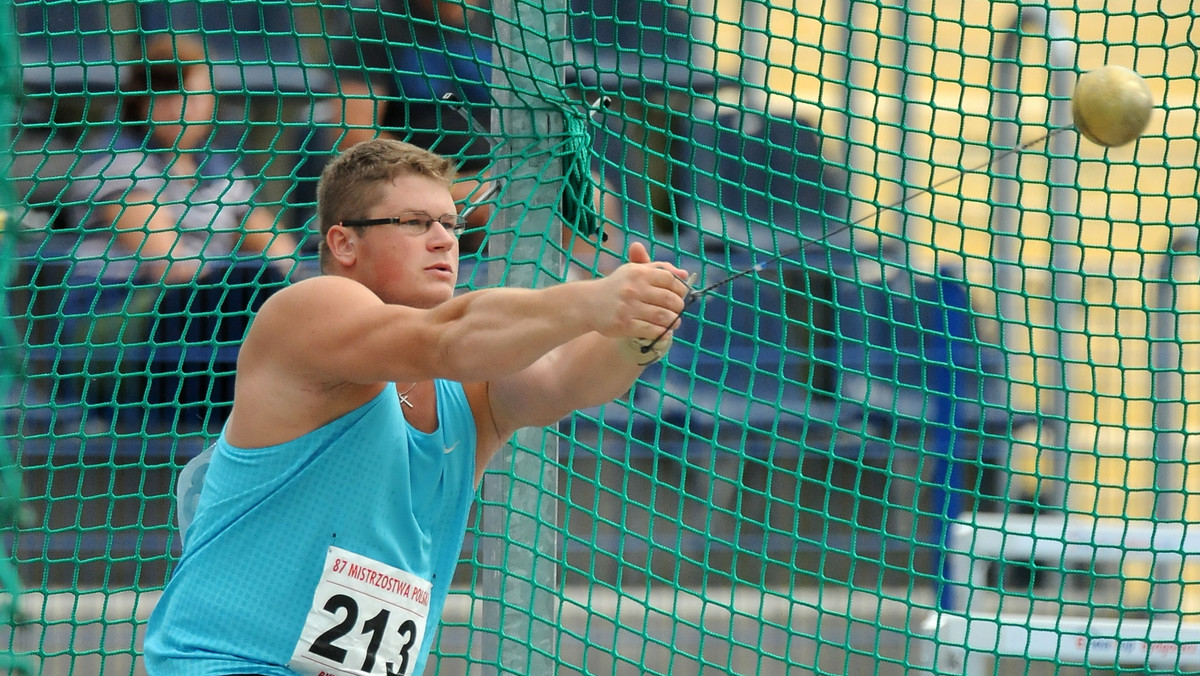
[546,333,651,408]
[419,257,684,389]
[422,283,601,382]
[484,326,675,432]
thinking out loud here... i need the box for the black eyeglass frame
[338,213,469,238]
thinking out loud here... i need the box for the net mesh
[4,0,1200,674]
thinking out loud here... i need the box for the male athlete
[144,138,689,675]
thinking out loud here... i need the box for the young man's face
[354,173,462,308]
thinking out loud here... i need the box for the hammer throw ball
[1071,65,1154,148]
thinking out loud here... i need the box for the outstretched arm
[226,242,686,452]
[485,242,689,435]
[240,243,684,385]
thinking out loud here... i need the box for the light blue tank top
[145,380,477,676]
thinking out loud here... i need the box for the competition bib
[288,547,431,676]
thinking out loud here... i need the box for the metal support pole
[836,0,872,241]
[991,6,1078,510]
[476,1,565,672]
[738,0,770,111]
[1149,229,1198,616]
[893,0,927,254]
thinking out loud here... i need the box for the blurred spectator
[329,0,494,252]
[64,34,300,297]
[57,33,302,365]
[326,0,625,274]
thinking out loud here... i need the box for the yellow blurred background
[703,0,1200,606]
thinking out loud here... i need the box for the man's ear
[326,225,357,266]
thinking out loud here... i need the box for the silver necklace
[397,382,417,408]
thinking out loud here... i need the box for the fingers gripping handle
[625,273,696,365]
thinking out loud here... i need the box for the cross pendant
[398,392,414,408]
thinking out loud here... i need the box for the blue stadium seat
[914,273,1034,439]
[816,268,1034,459]
[15,0,120,95]
[137,1,328,94]
[144,260,288,427]
[671,105,852,259]
[561,255,880,462]
[646,255,857,458]
[565,0,716,93]
[14,231,286,435]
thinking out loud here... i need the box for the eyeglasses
[339,212,468,238]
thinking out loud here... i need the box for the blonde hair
[316,138,458,270]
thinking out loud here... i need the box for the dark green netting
[4,1,1200,674]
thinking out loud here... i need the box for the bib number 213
[289,547,431,676]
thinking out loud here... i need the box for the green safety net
[4,1,1200,674]
[0,0,31,673]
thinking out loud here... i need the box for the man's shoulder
[272,274,371,301]
[236,277,377,397]
[245,275,368,332]
[256,274,393,339]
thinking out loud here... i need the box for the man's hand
[476,243,691,441]
[590,242,690,345]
